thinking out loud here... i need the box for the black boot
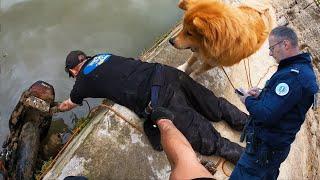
[151,107,175,123]
[218,97,248,131]
[216,137,245,165]
[143,120,163,151]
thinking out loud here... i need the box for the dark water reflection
[0,0,182,143]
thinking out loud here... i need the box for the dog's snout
[169,38,175,46]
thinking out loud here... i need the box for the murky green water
[0,0,182,143]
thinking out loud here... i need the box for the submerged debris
[0,81,56,179]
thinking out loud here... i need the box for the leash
[221,66,236,90]
[214,158,231,177]
[102,104,234,177]
[104,102,235,178]
[244,58,253,88]
[101,104,144,134]
[39,103,234,178]
[221,159,231,177]
[220,58,253,92]
[255,65,278,87]
[201,157,230,177]
[103,103,235,177]
[221,61,277,91]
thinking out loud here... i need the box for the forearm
[157,119,196,166]
[157,119,213,179]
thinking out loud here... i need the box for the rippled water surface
[0,0,182,143]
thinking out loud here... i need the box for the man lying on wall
[58,50,248,164]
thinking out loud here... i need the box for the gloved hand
[151,107,174,123]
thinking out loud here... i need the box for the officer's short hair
[65,50,87,77]
[270,26,298,47]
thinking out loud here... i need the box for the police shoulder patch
[83,53,111,75]
[275,83,289,96]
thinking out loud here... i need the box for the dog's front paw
[189,72,197,79]
[177,63,188,73]
[177,65,186,72]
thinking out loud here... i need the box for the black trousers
[143,65,248,164]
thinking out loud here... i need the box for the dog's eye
[186,31,193,36]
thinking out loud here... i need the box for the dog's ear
[193,17,215,39]
[178,0,194,10]
[180,0,220,10]
[193,17,217,47]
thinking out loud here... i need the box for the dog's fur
[170,0,272,77]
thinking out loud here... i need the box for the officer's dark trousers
[144,66,248,164]
[230,144,290,180]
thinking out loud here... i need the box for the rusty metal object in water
[0,80,57,179]
[24,96,51,113]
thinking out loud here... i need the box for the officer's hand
[248,87,262,98]
[58,99,77,112]
[237,88,250,104]
[58,102,69,112]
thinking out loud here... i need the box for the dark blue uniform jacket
[245,53,318,149]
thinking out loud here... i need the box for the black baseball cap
[65,50,87,77]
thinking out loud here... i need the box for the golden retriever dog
[169,0,272,77]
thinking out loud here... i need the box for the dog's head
[169,17,203,53]
[170,0,228,56]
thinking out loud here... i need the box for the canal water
[0,0,182,143]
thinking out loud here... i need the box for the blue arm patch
[83,54,111,75]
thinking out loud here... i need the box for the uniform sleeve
[244,74,303,126]
[70,81,84,105]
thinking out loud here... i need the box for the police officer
[58,50,248,164]
[230,26,319,179]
